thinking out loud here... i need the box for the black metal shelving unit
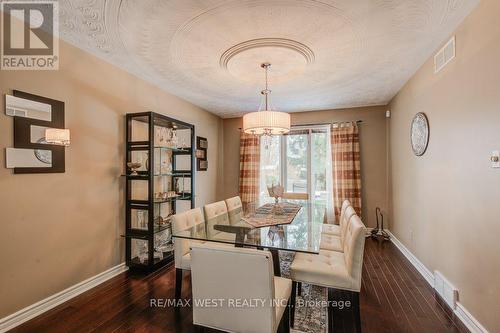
[124,112,195,271]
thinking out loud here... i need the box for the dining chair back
[225,196,243,226]
[204,200,230,238]
[340,205,357,246]
[340,199,351,221]
[172,207,205,269]
[281,192,309,200]
[342,214,366,291]
[320,202,356,252]
[190,243,291,333]
[171,207,205,300]
[322,199,351,236]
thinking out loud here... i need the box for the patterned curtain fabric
[239,132,260,204]
[331,123,362,221]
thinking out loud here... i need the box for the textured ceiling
[59,0,479,118]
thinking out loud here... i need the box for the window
[285,130,308,193]
[259,125,332,206]
[259,135,281,198]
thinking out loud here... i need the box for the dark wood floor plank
[94,268,192,333]
[364,240,415,332]
[371,239,449,333]
[384,243,467,333]
[11,238,470,333]
[83,266,178,333]
[9,272,132,331]
[360,244,400,333]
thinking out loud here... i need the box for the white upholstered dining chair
[171,207,205,301]
[190,243,292,333]
[204,200,236,242]
[321,199,352,236]
[297,200,356,297]
[281,192,309,200]
[290,214,366,332]
[225,196,243,226]
[320,205,357,252]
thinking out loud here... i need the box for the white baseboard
[455,303,489,333]
[386,230,488,333]
[386,230,434,287]
[0,263,128,333]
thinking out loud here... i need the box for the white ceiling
[59,0,478,118]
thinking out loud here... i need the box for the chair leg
[175,268,183,301]
[352,291,361,333]
[327,288,362,333]
[290,281,297,328]
[327,288,335,333]
[297,282,302,296]
[277,313,285,333]
[284,296,291,333]
[277,299,290,333]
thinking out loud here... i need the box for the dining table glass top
[172,200,325,254]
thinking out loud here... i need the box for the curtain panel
[331,123,362,221]
[239,132,260,204]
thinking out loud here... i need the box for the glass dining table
[172,200,325,276]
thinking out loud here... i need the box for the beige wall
[0,40,222,317]
[222,106,389,228]
[388,0,500,331]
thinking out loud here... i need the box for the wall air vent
[434,271,459,309]
[434,36,456,73]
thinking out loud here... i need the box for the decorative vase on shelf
[155,127,162,146]
[135,239,148,264]
[174,178,180,194]
[143,152,149,171]
[137,210,146,229]
[127,162,141,176]
[160,159,171,175]
[171,129,178,148]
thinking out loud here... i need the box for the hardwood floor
[11,238,468,333]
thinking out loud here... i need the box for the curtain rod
[237,120,362,130]
[293,120,363,127]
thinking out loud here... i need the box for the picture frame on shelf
[196,136,208,171]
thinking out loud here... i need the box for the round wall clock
[410,112,429,156]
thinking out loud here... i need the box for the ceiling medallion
[242,63,291,136]
[220,38,315,69]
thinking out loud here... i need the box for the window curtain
[324,126,335,223]
[239,132,260,205]
[331,123,362,221]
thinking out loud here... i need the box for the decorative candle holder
[267,184,285,215]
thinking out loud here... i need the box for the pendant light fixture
[242,63,290,135]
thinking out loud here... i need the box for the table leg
[269,248,281,276]
[235,232,245,247]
